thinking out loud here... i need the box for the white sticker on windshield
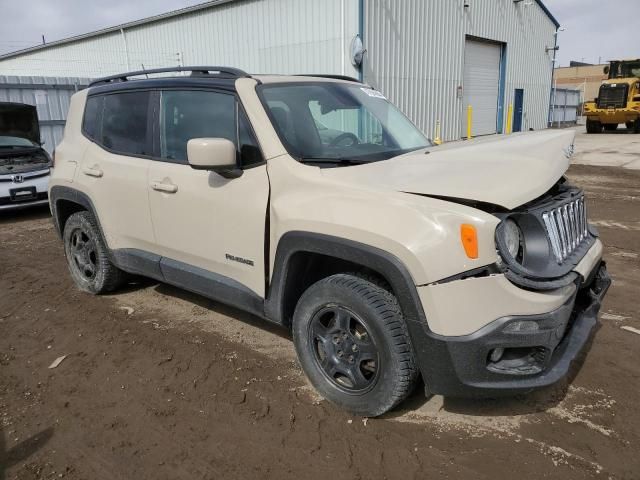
[361,88,386,100]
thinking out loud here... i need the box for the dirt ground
[1,133,639,479]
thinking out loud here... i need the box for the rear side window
[101,91,151,156]
[82,96,103,141]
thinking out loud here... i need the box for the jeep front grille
[542,196,589,264]
[597,84,628,109]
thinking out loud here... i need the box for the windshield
[0,135,37,148]
[260,83,430,163]
[609,61,640,79]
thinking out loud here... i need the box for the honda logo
[11,175,25,184]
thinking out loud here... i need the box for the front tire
[63,211,126,294]
[586,120,602,134]
[292,274,418,417]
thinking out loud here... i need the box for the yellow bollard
[506,104,513,134]
[467,105,473,139]
[433,120,442,145]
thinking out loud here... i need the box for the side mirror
[187,138,242,178]
[603,65,610,75]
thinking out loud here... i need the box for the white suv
[0,102,51,211]
[49,67,610,416]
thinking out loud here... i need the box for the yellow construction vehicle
[584,59,640,133]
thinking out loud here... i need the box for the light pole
[549,27,566,127]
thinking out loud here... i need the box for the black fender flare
[265,231,424,323]
[49,185,107,244]
[264,231,447,385]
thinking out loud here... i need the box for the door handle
[82,165,103,178]
[150,181,178,193]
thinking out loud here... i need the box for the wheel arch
[265,232,429,329]
[265,231,444,387]
[50,186,105,243]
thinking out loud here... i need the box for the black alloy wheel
[308,305,380,393]
[292,273,418,417]
[63,211,126,294]
[68,227,98,281]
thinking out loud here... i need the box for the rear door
[147,88,269,297]
[75,91,156,252]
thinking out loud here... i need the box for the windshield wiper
[299,156,368,165]
[0,145,37,150]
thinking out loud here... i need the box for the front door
[147,89,269,297]
[513,89,524,133]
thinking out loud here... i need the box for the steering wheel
[329,132,359,147]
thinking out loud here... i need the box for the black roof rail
[296,74,362,83]
[89,66,250,87]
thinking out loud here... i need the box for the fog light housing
[503,320,540,333]
[489,347,504,362]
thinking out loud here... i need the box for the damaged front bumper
[417,262,611,397]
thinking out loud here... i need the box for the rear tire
[292,273,418,417]
[63,211,126,294]
[626,122,634,131]
[635,119,640,134]
[586,120,602,134]
[603,123,618,132]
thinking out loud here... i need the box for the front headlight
[502,219,522,259]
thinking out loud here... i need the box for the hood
[0,102,41,144]
[321,129,575,210]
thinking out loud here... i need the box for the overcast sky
[544,0,639,66]
[0,0,638,67]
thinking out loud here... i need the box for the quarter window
[238,109,263,167]
[101,91,151,155]
[82,96,103,141]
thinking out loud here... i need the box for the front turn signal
[460,224,478,259]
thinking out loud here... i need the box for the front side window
[101,91,151,155]
[159,90,236,163]
[260,83,430,164]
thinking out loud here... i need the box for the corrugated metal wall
[0,0,360,79]
[0,0,557,142]
[550,88,581,126]
[0,76,89,153]
[364,0,557,141]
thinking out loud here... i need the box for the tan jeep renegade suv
[49,66,610,416]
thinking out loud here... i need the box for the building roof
[0,0,237,61]
[535,0,560,29]
[0,0,561,61]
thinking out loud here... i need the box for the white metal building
[0,0,559,142]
